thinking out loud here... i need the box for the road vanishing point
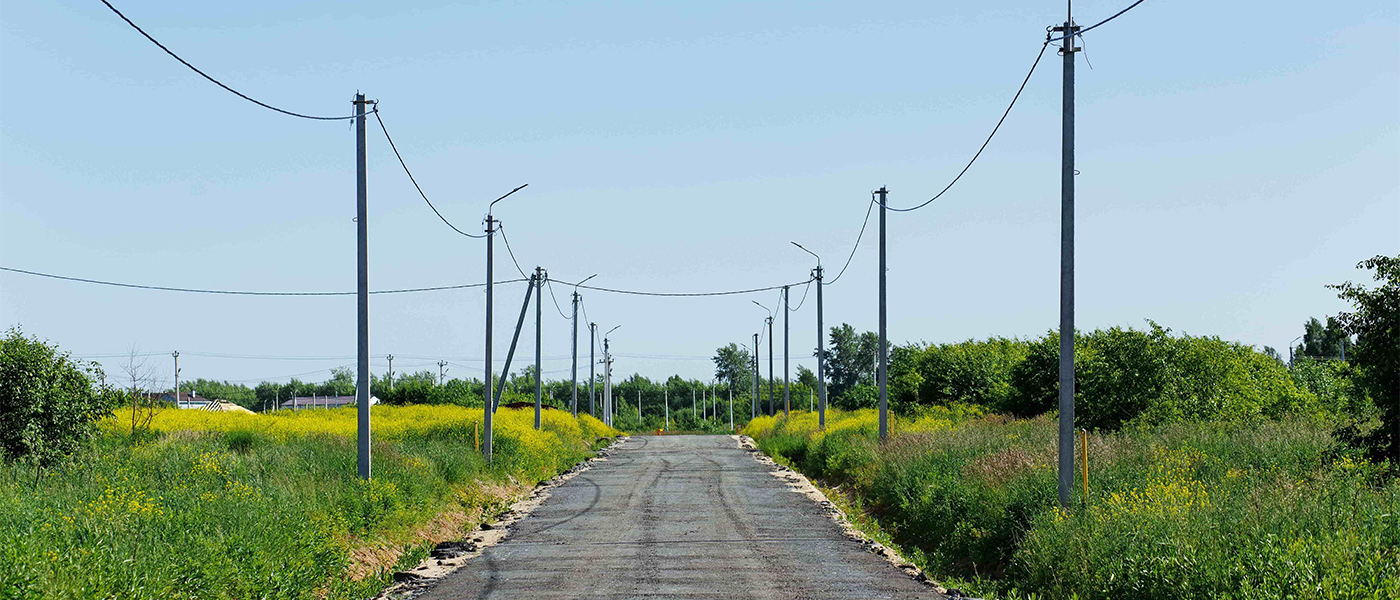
[417,435,944,599]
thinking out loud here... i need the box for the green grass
[0,406,616,599]
[744,409,1400,600]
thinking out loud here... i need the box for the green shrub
[1290,359,1371,419]
[899,337,1029,411]
[1008,323,1317,429]
[0,328,119,468]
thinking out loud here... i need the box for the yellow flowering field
[3,406,618,599]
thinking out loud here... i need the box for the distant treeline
[171,319,1374,440]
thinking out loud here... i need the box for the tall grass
[0,406,616,599]
[744,409,1399,599]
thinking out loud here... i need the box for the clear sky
[1,0,1396,389]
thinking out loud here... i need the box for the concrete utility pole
[570,274,596,418]
[484,216,496,460]
[484,203,500,460]
[604,340,611,426]
[664,388,669,431]
[492,274,537,412]
[387,354,394,392]
[692,388,697,418]
[589,323,597,417]
[767,315,775,416]
[354,92,372,479]
[603,325,619,427]
[479,183,527,459]
[877,186,889,441]
[1054,8,1081,509]
[728,388,733,429]
[571,290,579,416]
[793,242,827,429]
[637,389,642,427]
[438,361,448,386]
[172,350,180,409]
[783,285,791,416]
[534,267,544,430]
[753,332,760,419]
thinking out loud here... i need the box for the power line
[98,0,359,121]
[787,278,813,312]
[374,111,485,238]
[1,266,527,296]
[567,279,812,298]
[827,198,875,285]
[877,41,1050,212]
[497,226,532,279]
[220,365,353,384]
[544,279,573,320]
[1047,0,1150,42]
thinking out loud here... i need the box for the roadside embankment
[743,408,1400,600]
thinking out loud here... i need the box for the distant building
[141,391,252,412]
[278,395,380,410]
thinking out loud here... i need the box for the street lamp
[483,183,529,462]
[752,300,775,416]
[569,273,597,416]
[603,325,621,427]
[792,241,827,429]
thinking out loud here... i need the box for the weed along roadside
[0,405,619,599]
[743,409,1400,600]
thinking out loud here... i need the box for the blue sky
[1,0,1396,388]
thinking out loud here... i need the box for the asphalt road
[417,435,943,599]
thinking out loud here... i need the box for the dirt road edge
[374,436,628,600]
[733,434,961,598]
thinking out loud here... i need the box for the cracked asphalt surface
[416,435,943,599]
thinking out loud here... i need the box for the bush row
[884,322,1367,429]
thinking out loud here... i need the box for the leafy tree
[1290,359,1369,419]
[0,329,120,471]
[911,337,1029,411]
[827,323,878,402]
[711,343,751,390]
[1009,322,1313,430]
[181,379,255,409]
[1330,254,1400,461]
[888,344,924,414]
[1296,316,1353,361]
[796,365,817,390]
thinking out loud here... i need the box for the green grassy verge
[0,405,616,599]
[744,408,1399,600]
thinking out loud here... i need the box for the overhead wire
[1047,0,1149,42]
[827,198,875,286]
[98,0,359,121]
[787,277,813,312]
[567,279,811,298]
[876,40,1050,212]
[496,226,532,279]
[0,266,527,296]
[374,112,485,238]
[544,279,572,320]
[219,365,354,384]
